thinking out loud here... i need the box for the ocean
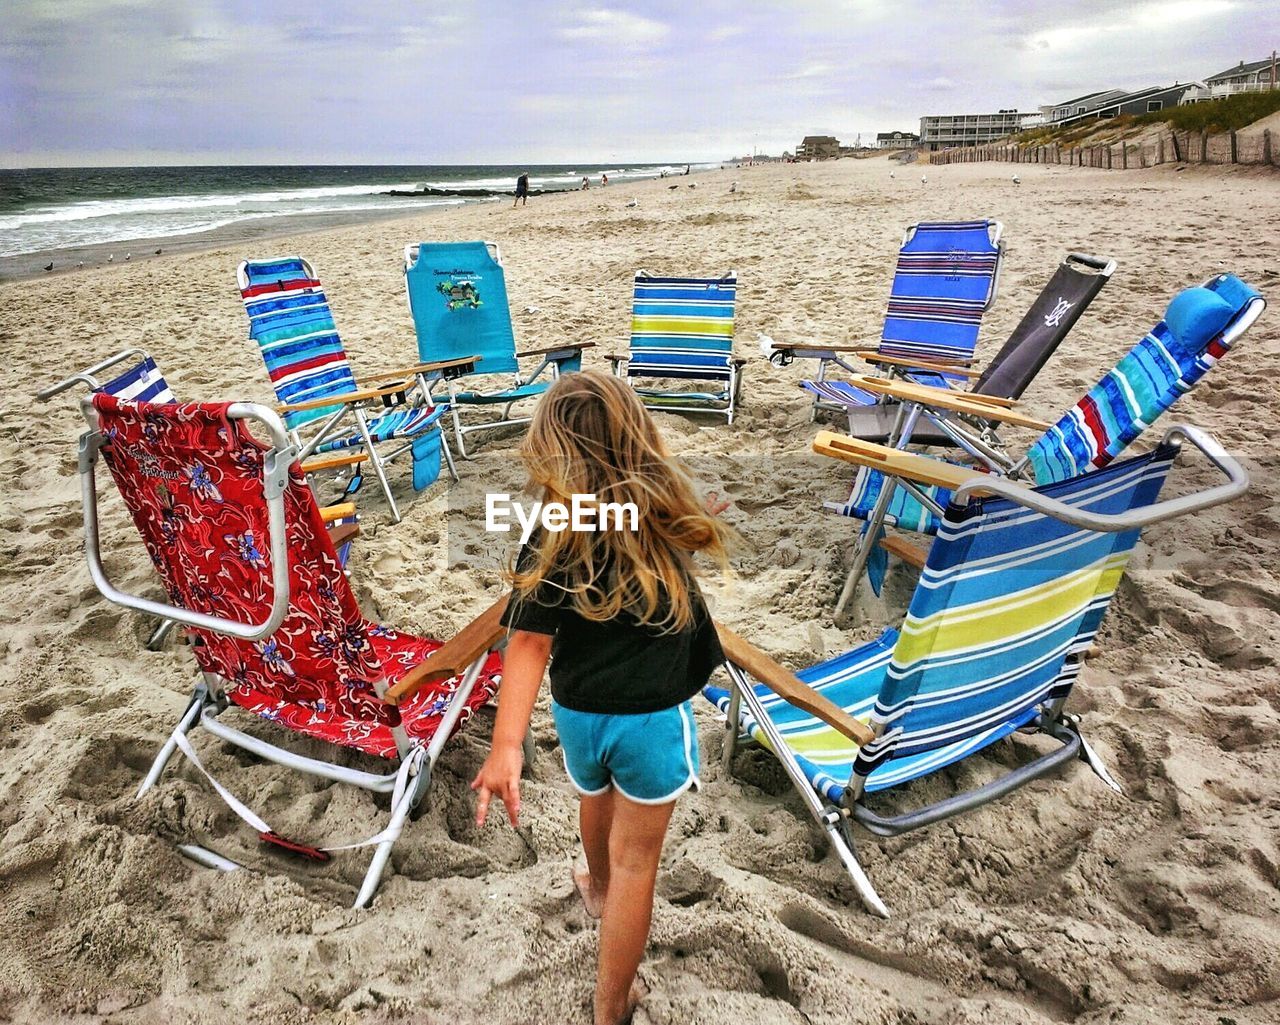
[0,163,711,259]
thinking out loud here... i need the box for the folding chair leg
[721,682,742,773]
[440,427,460,482]
[353,409,401,523]
[145,617,178,651]
[831,815,890,918]
[354,760,426,909]
[137,689,204,798]
[451,405,471,460]
[833,405,923,619]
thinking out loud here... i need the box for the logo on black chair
[1044,298,1074,328]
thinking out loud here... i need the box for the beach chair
[607,271,744,423]
[37,348,362,647]
[709,424,1249,916]
[841,252,1115,445]
[403,241,594,458]
[239,257,477,522]
[76,392,504,907]
[828,274,1265,614]
[764,220,1004,421]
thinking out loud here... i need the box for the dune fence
[927,126,1278,169]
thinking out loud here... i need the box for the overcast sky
[2,0,1276,167]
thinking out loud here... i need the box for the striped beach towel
[100,355,176,405]
[708,444,1176,797]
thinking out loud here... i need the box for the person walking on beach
[472,372,730,1025]
[513,172,529,208]
[581,176,591,190]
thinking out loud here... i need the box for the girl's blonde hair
[509,371,731,632]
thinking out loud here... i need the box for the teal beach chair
[404,241,593,457]
[710,424,1249,916]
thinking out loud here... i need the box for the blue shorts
[551,699,701,805]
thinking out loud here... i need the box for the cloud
[558,8,669,48]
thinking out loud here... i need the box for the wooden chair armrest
[362,357,481,384]
[302,452,369,474]
[857,351,982,379]
[847,375,1050,430]
[731,356,748,366]
[813,432,1018,496]
[878,535,928,569]
[715,623,875,747]
[326,522,360,548]
[518,341,597,359]
[277,381,414,415]
[770,342,853,356]
[605,353,628,364]
[384,595,511,704]
[318,501,357,524]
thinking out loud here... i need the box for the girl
[471,371,731,1025]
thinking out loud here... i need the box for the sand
[1,156,1278,1025]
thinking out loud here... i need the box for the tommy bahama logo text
[486,493,640,544]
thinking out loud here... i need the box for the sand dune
[1,156,1278,1024]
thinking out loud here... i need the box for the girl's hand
[471,744,525,828]
[705,490,731,516]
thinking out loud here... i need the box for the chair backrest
[628,273,738,382]
[879,220,1003,365]
[90,394,396,732]
[237,258,359,432]
[404,241,518,377]
[1026,274,1264,483]
[853,444,1177,781]
[974,253,1114,399]
[100,353,177,404]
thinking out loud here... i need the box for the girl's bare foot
[573,857,606,918]
[597,978,647,1025]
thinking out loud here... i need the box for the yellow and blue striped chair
[609,271,743,423]
[708,425,1248,916]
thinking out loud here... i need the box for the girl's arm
[471,628,553,828]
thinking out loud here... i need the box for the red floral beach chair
[78,393,502,906]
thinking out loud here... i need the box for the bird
[154,248,162,255]
[688,182,696,189]
[625,198,638,208]
[43,261,53,272]
[107,254,114,262]
[889,171,895,179]
[668,184,679,190]
[125,253,131,261]
[920,174,928,184]
[729,181,738,193]
[77,261,84,268]
[1012,174,1021,185]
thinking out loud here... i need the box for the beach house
[918,110,1042,150]
[875,131,919,149]
[796,135,841,160]
[1040,89,1127,123]
[1182,55,1279,102]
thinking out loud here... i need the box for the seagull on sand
[729,181,738,193]
[1012,174,1021,185]
[107,254,114,262]
[625,198,638,207]
[154,248,162,254]
[889,171,895,179]
[920,174,928,185]
[43,261,53,272]
[125,253,131,261]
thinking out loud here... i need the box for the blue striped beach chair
[239,257,474,522]
[711,424,1249,916]
[766,221,1004,421]
[828,273,1265,614]
[403,242,593,458]
[608,271,744,423]
[36,347,363,647]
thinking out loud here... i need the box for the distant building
[1040,89,1127,123]
[918,110,1041,150]
[875,131,919,149]
[1051,84,1197,124]
[796,135,840,160]
[1182,56,1279,102]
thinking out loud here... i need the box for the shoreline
[0,169,718,285]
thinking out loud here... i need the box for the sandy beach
[1,155,1278,1024]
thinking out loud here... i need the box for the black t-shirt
[499,540,724,715]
